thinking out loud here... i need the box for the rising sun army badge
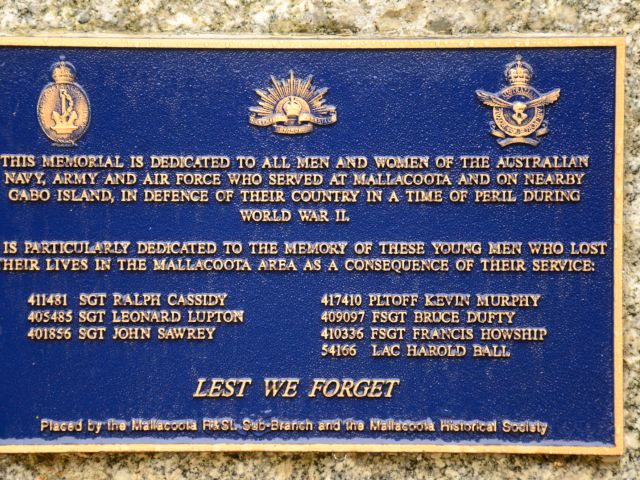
[476,55,560,146]
[249,71,337,134]
[37,57,91,146]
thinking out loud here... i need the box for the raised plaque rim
[0,35,625,455]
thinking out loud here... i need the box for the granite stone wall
[0,0,638,478]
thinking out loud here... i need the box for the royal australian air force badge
[476,55,560,147]
[37,57,91,146]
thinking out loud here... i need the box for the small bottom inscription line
[38,417,549,437]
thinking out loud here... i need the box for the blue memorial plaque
[0,36,624,454]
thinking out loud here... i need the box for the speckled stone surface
[0,0,639,478]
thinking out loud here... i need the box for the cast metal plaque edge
[0,35,625,455]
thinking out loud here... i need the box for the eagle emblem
[476,55,560,146]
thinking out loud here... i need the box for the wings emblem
[476,56,560,146]
[475,88,561,111]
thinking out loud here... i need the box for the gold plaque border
[0,35,625,456]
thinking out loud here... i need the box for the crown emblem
[249,71,337,135]
[51,61,76,84]
[505,55,533,85]
[37,57,91,146]
[476,55,560,147]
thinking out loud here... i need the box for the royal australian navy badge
[249,71,337,135]
[37,57,91,146]
[476,55,560,147]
